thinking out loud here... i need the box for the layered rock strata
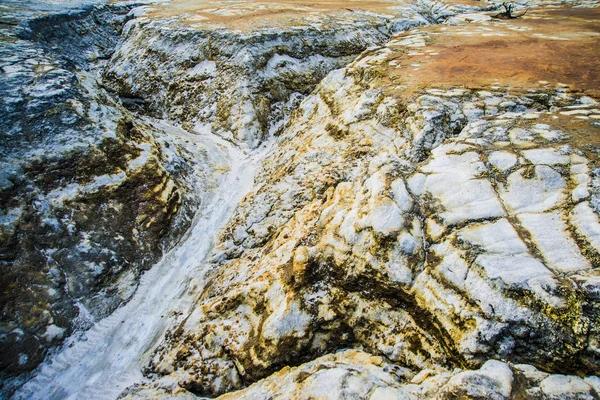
[123,350,600,400]
[3,0,600,398]
[0,2,209,391]
[1,0,490,392]
[101,0,487,147]
[131,3,600,398]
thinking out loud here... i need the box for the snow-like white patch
[522,148,569,165]
[434,243,470,288]
[263,300,311,342]
[459,219,527,255]
[518,212,590,273]
[541,375,593,398]
[44,172,126,207]
[19,354,29,366]
[499,166,566,214]
[407,173,426,196]
[530,124,567,142]
[386,247,415,285]
[359,198,405,235]
[488,151,517,172]
[428,177,505,225]
[570,202,600,253]
[421,148,505,226]
[43,325,66,342]
[570,156,590,201]
[128,143,152,170]
[187,60,216,77]
[127,6,148,18]
[445,360,513,399]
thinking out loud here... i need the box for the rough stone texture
[0,2,208,392]
[100,0,488,147]
[122,350,600,400]
[3,0,600,398]
[1,0,492,395]
[138,3,600,398]
[0,0,489,395]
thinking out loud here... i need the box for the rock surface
[2,0,488,394]
[2,0,600,398]
[0,1,211,393]
[123,350,600,400]
[100,0,487,147]
[133,2,600,398]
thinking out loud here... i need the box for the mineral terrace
[1,0,599,399]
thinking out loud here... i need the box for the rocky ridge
[1,0,490,395]
[0,1,214,393]
[124,351,600,400]
[100,0,489,147]
[124,2,600,399]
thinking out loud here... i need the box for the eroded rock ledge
[1,0,489,394]
[100,0,487,147]
[0,2,209,393]
[2,0,600,398]
[124,350,600,399]
[126,2,600,399]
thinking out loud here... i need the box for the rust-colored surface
[141,0,476,30]
[382,7,600,97]
[537,112,600,151]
